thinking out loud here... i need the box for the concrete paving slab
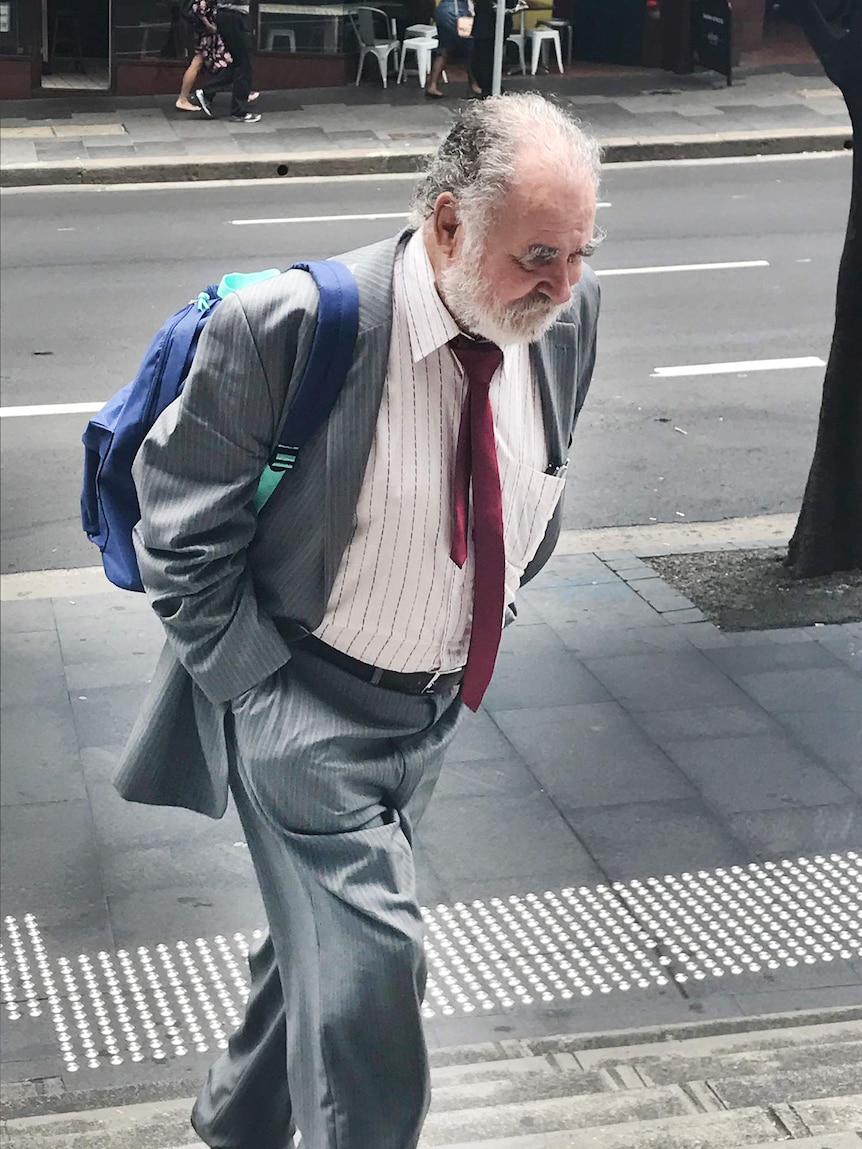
[660,733,853,813]
[68,685,151,749]
[105,882,266,952]
[434,759,544,801]
[85,777,223,853]
[785,1093,862,1135]
[580,650,751,712]
[98,835,256,901]
[492,701,696,808]
[0,701,87,805]
[417,793,605,891]
[727,802,862,857]
[701,641,846,676]
[483,650,612,712]
[64,652,160,692]
[555,622,697,659]
[0,628,69,707]
[561,798,746,879]
[769,709,862,791]
[1,800,113,954]
[444,708,521,764]
[632,703,778,742]
[0,600,57,635]
[738,666,862,713]
[526,582,667,631]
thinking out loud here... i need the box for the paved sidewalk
[1,520,860,1110]
[0,61,851,185]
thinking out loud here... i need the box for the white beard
[439,235,569,346]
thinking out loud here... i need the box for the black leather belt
[298,635,464,696]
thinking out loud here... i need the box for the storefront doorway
[40,0,110,90]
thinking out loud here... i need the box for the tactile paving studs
[3,852,860,1057]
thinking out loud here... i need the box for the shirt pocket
[501,460,566,601]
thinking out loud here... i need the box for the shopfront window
[113,0,186,61]
[257,1,356,54]
[0,0,30,56]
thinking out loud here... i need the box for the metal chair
[349,7,400,88]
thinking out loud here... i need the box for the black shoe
[230,112,262,123]
[194,88,213,117]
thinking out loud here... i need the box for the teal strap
[254,464,285,512]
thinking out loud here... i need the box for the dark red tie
[449,334,505,711]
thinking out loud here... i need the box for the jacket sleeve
[520,267,601,588]
[131,275,318,704]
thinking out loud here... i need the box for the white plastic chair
[350,7,399,87]
[264,26,297,51]
[506,27,526,73]
[397,35,439,85]
[527,25,563,74]
[537,17,572,65]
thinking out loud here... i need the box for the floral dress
[192,0,233,72]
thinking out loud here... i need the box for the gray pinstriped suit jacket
[113,231,600,820]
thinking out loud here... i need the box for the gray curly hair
[409,92,602,235]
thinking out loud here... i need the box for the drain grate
[2,852,859,1072]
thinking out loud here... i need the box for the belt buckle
[421,669,443,694]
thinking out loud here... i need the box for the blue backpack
[81,260,359,592]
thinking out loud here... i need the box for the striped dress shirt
[314,230,566,673]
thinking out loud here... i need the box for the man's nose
[540,261,579,304]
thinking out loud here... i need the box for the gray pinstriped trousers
[190,647,464,1149]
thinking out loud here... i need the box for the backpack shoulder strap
[254,260,359,511]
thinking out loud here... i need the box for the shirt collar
[401,229,461,364]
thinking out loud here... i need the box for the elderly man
[115,92,602,1149]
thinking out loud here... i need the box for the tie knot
[449,334,503,390]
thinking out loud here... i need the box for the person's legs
[191,934,295,1149]
[216,8,253,118]
[198,60,235,115]
[191,656,463,1149]
[470,38,493,95]
[177,52,203,107]
[425,48,448,95]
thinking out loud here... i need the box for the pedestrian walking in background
[195,0,260,123]
[425,0,482,97]
[115,91,602,1149]
[176,0,232,111]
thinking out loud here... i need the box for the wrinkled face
[434,156,598,345]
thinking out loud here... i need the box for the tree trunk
[786,0,862,577]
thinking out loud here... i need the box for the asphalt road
[0,152,851,575]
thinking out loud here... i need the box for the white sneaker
[194,88,213,117]
[230,112,262,123]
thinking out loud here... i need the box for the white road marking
[597,259,768,277]
[228,202,612,226]
[229,211,408,226]
[0,401,103,418]
[651,356,826,378]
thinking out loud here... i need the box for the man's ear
[431,193,461,257]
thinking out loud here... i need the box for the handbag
[454,0,474,37]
